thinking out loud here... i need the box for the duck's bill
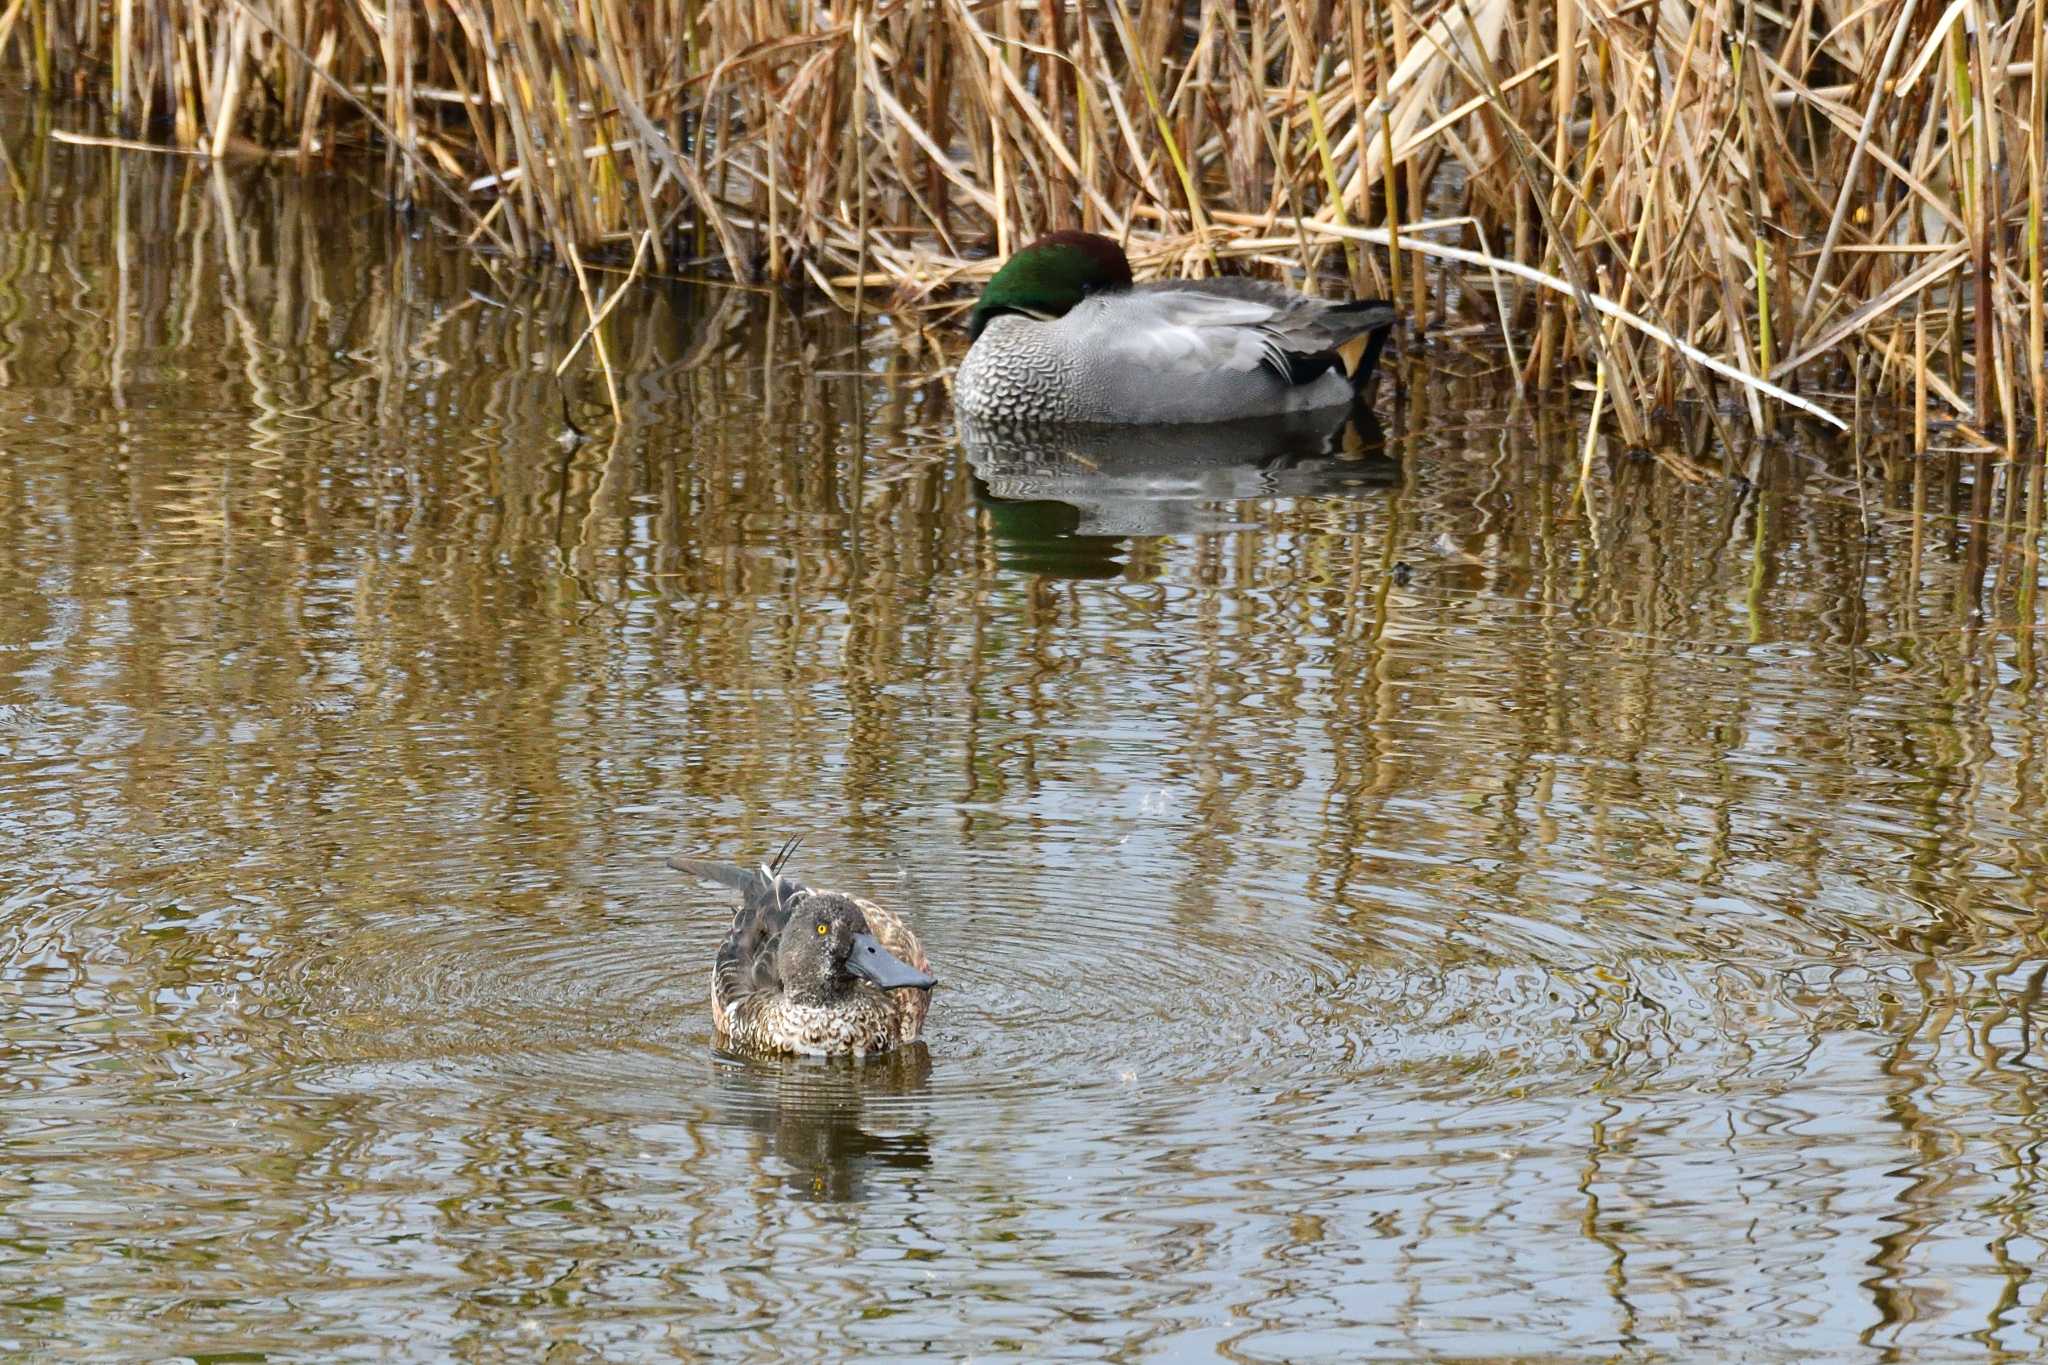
[847,932,937,990]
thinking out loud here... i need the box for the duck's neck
[786,973,856,1007]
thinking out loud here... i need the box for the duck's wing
[851,898,930,977]
[853,897,933,1042]
[671,848,813,1003]
[1116,280,1397,386]
[668,853,809,911]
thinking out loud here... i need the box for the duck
[671,844,936,1058]
[954,230,1398,425]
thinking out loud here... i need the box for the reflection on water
[965,408,1395,575]
[5,96,2048,1358]
[710,1046,934,1204]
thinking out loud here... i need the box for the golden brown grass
[9,1,2045,444]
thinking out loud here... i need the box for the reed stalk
[5,0,2042,444]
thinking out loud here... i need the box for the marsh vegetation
[10,1,2043,449]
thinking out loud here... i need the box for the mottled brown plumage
[671,847,935,1057]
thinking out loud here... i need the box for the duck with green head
[955,230,1398,425]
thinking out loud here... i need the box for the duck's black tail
[1269,298,1397,389]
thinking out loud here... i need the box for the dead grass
[9,1,2045,444]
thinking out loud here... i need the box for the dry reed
[9,1,2046,443]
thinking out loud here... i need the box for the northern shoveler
[671,844,936,1057]
[954,230,1397,425]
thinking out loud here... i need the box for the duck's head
[969,230,1134,339]
[779,893,937,1002]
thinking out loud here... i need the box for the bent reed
[10,1,2045,446]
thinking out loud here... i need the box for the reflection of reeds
[8,128,2048,1078]
[11,2,2046,436]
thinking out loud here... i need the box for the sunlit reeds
[8,1,2045,442]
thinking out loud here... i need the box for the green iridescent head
[968,231,1134,339]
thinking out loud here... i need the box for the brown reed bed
[8,1,2044,447]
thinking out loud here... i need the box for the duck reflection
[709,1042,932,1203]
[963,405,1395,577]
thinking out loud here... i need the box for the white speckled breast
[724,991,906,1057]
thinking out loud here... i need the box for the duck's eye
[816,922,829,936]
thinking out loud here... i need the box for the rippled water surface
[7,105,2048,1360]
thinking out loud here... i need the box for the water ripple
[6,117,2048,1359]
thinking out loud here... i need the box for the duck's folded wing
[852,898,931,977]
[1119,282,1396,385]
[1105,288,1285,377]
[854,897,933,1041]
[716,912,786,1001]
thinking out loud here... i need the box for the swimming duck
[954,230,1398,425]
[671,846,936,1057]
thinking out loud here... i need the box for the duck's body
[672,849,935,1058]
[955,232,1397,426]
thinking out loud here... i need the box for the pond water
[5,101,2048,1360]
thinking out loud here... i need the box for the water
[5,103,2048,1360]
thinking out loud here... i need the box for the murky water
[6,101,2048,1360]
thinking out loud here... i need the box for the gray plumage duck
[954,230,1398,425]
[671,845,936,1057]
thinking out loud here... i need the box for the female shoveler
[671,846,936,1057]
[954,230,1398,425]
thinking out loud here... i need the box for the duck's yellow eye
[816,922,828,936]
